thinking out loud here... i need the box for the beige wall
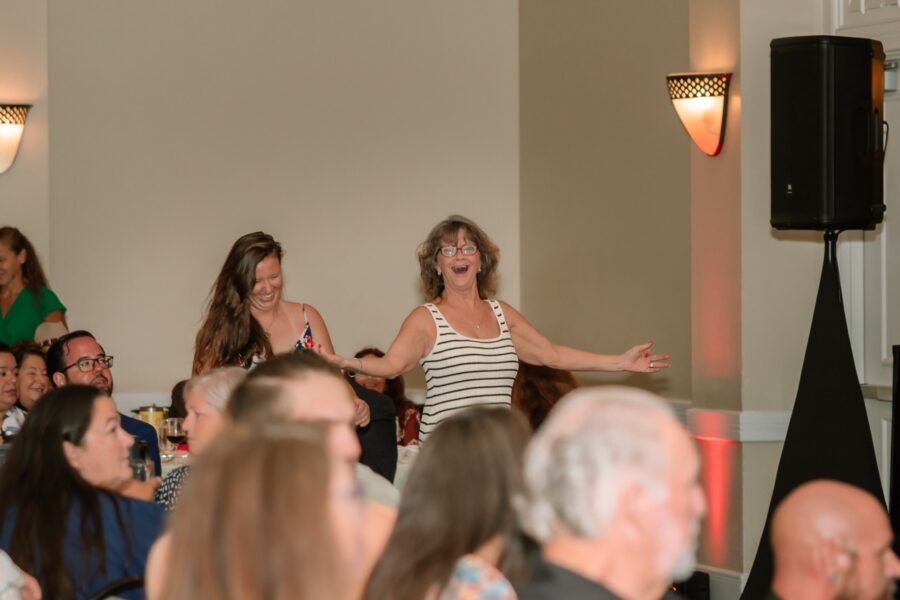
[739,0,825,413]
[46,0,519,393]
[519,0,692,399]
[0,0,49,267]
[737,0,825,575]
[690,0,742,411]
[688,0,826,576]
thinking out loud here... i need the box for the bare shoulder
[409,304,433,320]
[402,305,436,330]
[393,305,436,347]
[496,299,523,321]
[282,300,323,322]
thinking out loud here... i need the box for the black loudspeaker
[771,35,886,230]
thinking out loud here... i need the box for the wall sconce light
[0,104,31,174]
[666,73,732,157]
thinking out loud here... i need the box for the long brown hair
[416,215,500,301]
[160,422,349,600]
[364,408,531,600]
[511,361,579,430]
[0,226,49,300]
[193,232,283,374]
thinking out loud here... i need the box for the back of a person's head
[522,386,677,543]
[0,385,111,598]
[226,351,340,424]
[365,408,532,600]
[771,479,899,598]
[183,367,246,412]
[248,350,339,380]
[161,422,349,600]
[45,330,96,384]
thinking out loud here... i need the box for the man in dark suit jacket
[47,331,162,478]
[517,387,705,600]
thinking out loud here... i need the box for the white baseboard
[687,408,790,442]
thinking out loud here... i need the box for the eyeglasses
[63,355,114,373]
[439,244,478,257]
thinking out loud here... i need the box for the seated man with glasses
[46,331,162,482]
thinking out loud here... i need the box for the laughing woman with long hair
[192,231,335,374]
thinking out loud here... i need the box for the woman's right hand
[315,347,350,371]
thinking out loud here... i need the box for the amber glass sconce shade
[666,73,732,157]
[0,105,31,174]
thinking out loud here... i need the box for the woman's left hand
[622,341,670,373]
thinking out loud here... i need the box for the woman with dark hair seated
[0,385,164,599]
[1,341,50,439]
[364,408,533,600]
[0,343,17,441]
[349,347,421,446]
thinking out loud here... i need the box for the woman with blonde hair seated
[147,422,365,600]
[154,367,246,510]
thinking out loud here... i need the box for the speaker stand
[741,229,884,598]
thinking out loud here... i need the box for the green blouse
[0,287,66,345]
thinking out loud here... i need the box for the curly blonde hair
[416,215,500,300]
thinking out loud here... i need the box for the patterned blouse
[155,465,191,511]
[437,554,517,600]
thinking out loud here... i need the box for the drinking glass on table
[163,418,186,453]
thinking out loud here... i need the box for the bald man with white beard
[768,480,900,600]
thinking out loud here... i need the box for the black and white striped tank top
[418,300,519,443]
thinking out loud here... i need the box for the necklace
[259,302,279,338]
[468,305,486,331]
